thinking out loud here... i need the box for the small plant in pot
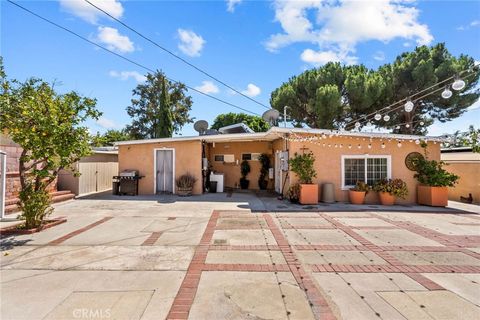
[258,153,270,190]
[287,183,301,203]
[288,152,318,204]
[373,178,408,205]
[349,181,370,205]
[414,157,459,206]
[239,160,251,189]
[176,173,197,196]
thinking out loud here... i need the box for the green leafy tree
[1,64,100,228]
[211,112,270,132]
[271,43,479,134]
[91,129,132,147]
[126,70,193,139]
[448,126,480,153]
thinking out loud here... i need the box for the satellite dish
[262,109,280,125]
[194,120,209,135]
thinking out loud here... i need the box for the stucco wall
[208,141,273,190]
[118,140,203,195]
[287,136,440,204]
[441,152,480,204]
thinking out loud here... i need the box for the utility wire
[6,0,261,116]
[84,0,270,110]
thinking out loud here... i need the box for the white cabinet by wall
[210,172,224,193]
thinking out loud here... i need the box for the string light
[441,86,452,99]
[452,76,466,91]
[404,99,414,112]
[381,143,386,149]
[374,114,382,121]
[383,114,390,121]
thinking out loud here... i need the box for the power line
[84,0,270,110]
[6,0,261,116]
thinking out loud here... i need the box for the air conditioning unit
[223,154,235,163]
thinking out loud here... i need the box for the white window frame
[241,153,261,161]
[341,155,391,190]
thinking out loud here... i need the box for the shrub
[287,183,301,203]
[176,173,197,189]
[373,179,408,199]
[240,160,251,180]
[258,153,270,190]
[18,183,54,229]
[351,181,370,194]
[413,158,459,187]
[288,152,317,184]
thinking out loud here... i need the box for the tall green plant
[258,153,270,189]
[288,152,317,184]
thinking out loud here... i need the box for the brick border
[141,232,163,246]
[48,217,113,245]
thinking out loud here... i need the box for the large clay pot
[300,184,319,205]
[349,190,366,205]
[177,187,193,197]
[417,185,448,207]
[378,192,395,205]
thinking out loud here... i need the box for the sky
[2,0,480,137]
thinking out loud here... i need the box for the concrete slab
[206,250,286,265]
[422,273,480,305]
[216,217,266,229]
[43,290,153,320]
[355,229,444,247]
[212,230,277,246]
[296,250,387,265]
[283,229,361,245]
[381,290,480,320]
[143,218,193,233]
[335,217,394,227]
[189,271,314,320]
[279,217,332,226]
[389,251,480,266]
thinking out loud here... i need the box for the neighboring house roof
[92,146,118,155]
[441,147,473,153]
[218,123,254,134]
[114,126,446,146]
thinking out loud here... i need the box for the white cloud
[266,0,433,65]
[97,26,134,53]
[457,19,480,31]
[226,0,242,13]
[96,117,117,129]
[468,99,480,111]
[301,48,357,66]
[241,83,261,97]
[109,70,146,82]
[194,81,219,94]
[373,51,385,61]
[59,0,123,24]
[177,29,205,57]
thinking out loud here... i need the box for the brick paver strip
[141,232,163,246]
[208,245,281,251]
[166,210,220,320]
[264,214,336,320]
[48,217,113,245]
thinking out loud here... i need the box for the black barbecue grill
[113,170,144,196]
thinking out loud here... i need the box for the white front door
[156,149,174,193]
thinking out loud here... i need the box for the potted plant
[373,178,408,205]
[414,157,459,206]
[287,183,301,203]
[288,152,318,204]
[176,173,197,196]
[349,181,370,205]
[258,153,270,190]
[239,160,251,189]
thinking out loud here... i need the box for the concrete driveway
[1,193,479,320]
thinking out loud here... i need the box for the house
[57,147,119,197]
[441,147,480,204]
[115,127,442,204]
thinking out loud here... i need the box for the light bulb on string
[397,141,402,148]
[441,86,452,99]
[419,121,424,126]
[452,76,466,91]
[381,143,386,149]
[374,113,382,121]
[366,121,372,127]
[395,125,400,130]
[367,144,372,149]
[415,139,420,145]
[348,144,352,149]
[357,144,361,149]
[404,99,414,112]
[405,124,410,128]
[383,114,390,122]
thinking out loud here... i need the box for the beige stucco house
[115,127,442,204]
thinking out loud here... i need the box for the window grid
[343,156,389,187]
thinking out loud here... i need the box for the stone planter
[349,190,366,205]
[378,192,395,205]
[0,217,67,235]
[417,185,448,207]
[300,184,319,205]
[177,187,193,197]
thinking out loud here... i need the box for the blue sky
[2,0,479,137]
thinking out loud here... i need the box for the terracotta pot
[417,185,448,207]
[300,184,319,205]
[349,190,366,205]
[378,192,395,205]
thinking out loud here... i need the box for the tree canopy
[91,129,132,147]
[126,70,193,139]
[270,43,479,134]
[211,112,270,132]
